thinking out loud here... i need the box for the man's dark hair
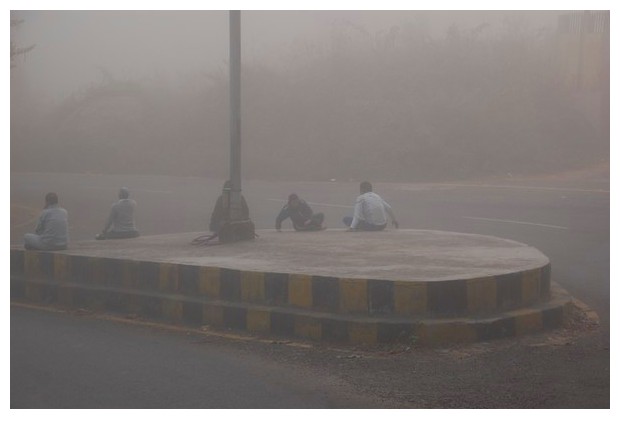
[288,193,299,203]
[360,181,372,193]
[119,187,130,199]
[45,192,58,206]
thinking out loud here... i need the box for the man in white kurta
[343,181,399,231]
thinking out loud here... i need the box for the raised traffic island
[10,229,575,345]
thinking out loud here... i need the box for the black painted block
[105,290,127,313]
[70,256,93,284]
[140,295,164,319]
[540,264,551,299]
[368,279,394,314]
[270,312,295,336]
[11,250,24,275]
[105,258,124,287]
[38,252,55,278]
[496,272,523,310]
[311,276,340,312]
[179,265,200,296]
[183,301,204,326]
[264,272,289,305]
[10,278,26,299]
[223,306,247,329]
[321,319,348,342]
[427,280,468,315]
[71,287,105,310]
[220,269,241,301]
[377,323,413,343]
[139,261,160,291]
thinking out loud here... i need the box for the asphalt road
[10,305,376,409]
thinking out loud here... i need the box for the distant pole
[229,10,243,220]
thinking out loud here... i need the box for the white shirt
[104,199,138,233]
[35,204,69,247]
[350,192,394,229]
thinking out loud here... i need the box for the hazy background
[10,10,609,182]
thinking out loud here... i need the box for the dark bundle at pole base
[218,219,256,243]
[192,220,256,246]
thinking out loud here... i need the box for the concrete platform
[10,229,574,345]
[46,229,549,282]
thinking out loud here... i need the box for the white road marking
[81,186,173,194]
[442,183,608,194]
[267,198,351,209]
[464,216,569,230]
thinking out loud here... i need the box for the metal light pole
[218,10,254,242]
[229,10,242,217]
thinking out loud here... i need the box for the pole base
[218,220,256,243]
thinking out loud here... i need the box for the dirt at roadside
[242,306,609,408]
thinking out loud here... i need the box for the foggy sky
[13,9,602,183]
[11,10,561,103]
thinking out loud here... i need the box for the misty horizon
[10,10,609,183]
[12,10,563,103]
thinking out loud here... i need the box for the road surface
[11,304,376,408]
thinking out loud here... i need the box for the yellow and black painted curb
[10,274,574,346]
[11,249,551,318]
[10,248,565,345]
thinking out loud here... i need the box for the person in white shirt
[343,181,399,231]
[95,187,139,240]
[24,192,69,250]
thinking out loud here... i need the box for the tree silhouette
[10,19,35,68]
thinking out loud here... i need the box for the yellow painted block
[159,263,178,292]
[521,270,541,305]
[53,253,70,282]
[90,257,105,285]
[416,322,477,345]
[394,281,427,315]
[294,316,322,341]
[514,310,543,336]
[241,271,265,303]
[199,267,221,298]
[466,277,497,312]
[246,309,271,333]
[203,304,224,326]
[348,322,377,345]
[339,278,368,313]
[162,299,183,323]
[289,274,313,308]
[24,252,40,277]
[121,260,140,289]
